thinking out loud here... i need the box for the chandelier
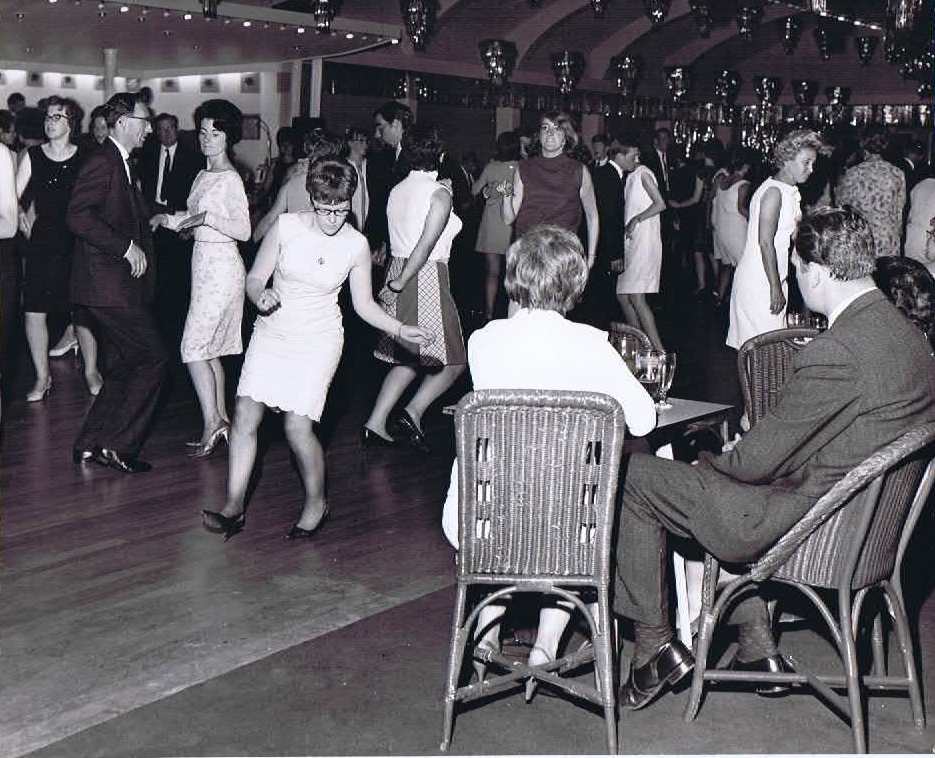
[690,1,711,37]
[202,0,218,19]
[551,50,585,95]
[754,75,782,105]
[664,65,691,103]
[313,0,337,33]
[643,0,670,26]
[813,26,831,61]
[478,39,517,88]
[714,69,740,105]
[591,0,607,17]
[735,6,761,41]
[608,54,641,98]
[855,36,877,65]
[400,0,436,50]
[793,79,817,107]
[781,16,801,55]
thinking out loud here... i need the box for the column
[307,57,324,118]
[102,48,118,101]
[580,113,605,143]
[289,59,303,124]
[495,105,521,137]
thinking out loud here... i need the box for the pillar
[102,48,118,101]
[495,106,521,137]
[580,113,606,144]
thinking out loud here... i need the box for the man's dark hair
[101,92,140,129]
[373,101,413,132]
[795,206,876,281]
[494,130,520,162]
[0,109,14,133]
[6,92,25,108]
[407,124,444,171]
[154,113,179,130]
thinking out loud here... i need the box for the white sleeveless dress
[712,179,749,267]
[236,213,365,420]
[617,165,662,295]
[726,178,801,350]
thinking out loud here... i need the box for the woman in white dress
[201,157,433,540]
[904,177,935,276]
[613,140,667,350]
[151,100,250,457]
[726,130,822,350]
[711,149,754,305]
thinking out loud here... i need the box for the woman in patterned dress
[362,127,466,453]
[150,100,250,456]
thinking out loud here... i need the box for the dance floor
[2,298,933,756]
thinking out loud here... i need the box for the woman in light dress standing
[472,130,520,322]
[727,130,822,350]
[201,157,433,540]
[711,149,754,306]
[613,139,667,350]
[150,100,250,456]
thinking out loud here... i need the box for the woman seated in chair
[441,224,657,689]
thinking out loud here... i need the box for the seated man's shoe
[93,448,152,474]
[620,639,694,711]
[729,653,792,697]
[72,447,97,464]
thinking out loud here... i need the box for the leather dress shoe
[620,639,694,711]
[93,448,152,474]
[388,409,430,454]
[72,447,97,464]
[729,653,792,696]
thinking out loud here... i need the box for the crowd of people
[2,86,934,715]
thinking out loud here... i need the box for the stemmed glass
[609,334,640,375]
[636,349,677,410]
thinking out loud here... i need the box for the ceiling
[0,0,927,100]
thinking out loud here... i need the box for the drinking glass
[636,350,677,410]
[786,310,806,328]
[609,334,640,374]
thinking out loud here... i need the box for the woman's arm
[670,175,704,209]
[348,240,434,344]
[244,216,282,312]
[579,168,599,269]
[471,163,490,197]
[385,187,453,292]
[736,180,752,220]
[500,166,522,225]
[252,178,289,242]
[14,150,32,237]
[0,146,17,239]
[626,171,667,237]
[201,175,251,241]
[756,186,785,315]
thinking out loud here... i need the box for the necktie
[159,148,171,204]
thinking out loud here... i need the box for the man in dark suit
[902,139,931,193]
[67,92,168,474]
[642,127,679,299]
[613,207,935,710]
[365,101,413,266]
[139,112,204,341]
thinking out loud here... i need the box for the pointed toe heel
[285,506,330,540]
[26,378,53,403]
[360,427,395,448]
[188,425,230,458]
[202,509,245,541]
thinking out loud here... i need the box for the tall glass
[610,334,640,375]
[636,350,677,410]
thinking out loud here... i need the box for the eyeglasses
[44,113,70,123]
[539,123,564,136]
[122,115,151,124]
[313,205,350,219]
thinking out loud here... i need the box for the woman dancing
[202,156,433,540]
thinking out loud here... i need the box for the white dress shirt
[827,285,878,327]
[441,308,657,547]
[0,143,17,239]
[109,135,132,183]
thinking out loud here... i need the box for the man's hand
[124,242,148,278]
[610,258,625,273]
[371,243,387,267]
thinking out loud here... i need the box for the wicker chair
[608,322,652,358]
[737,327,820,425]
[683,422,935,753]
[440,389,626,755]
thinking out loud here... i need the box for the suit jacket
[67,139,156,307]
[139,142,204,213]
[590,162,625,270]
[438,151,472,218]
[641,147,673,199]
[696,290,935,562]
[363,146,411,252]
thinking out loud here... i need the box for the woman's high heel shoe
[49,339,78,358]
[524,645,556,703]
[472,639,500,684]
[188,424,230,458]
[285,504,331,540]
[26,378,53,403]
[201,509,245,541]
[360,426,395,448]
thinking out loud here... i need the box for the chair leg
[883,581,926,730]
[595,594,618,754]
[839,593,868,754]
[440,584,469,752]
[870,613,886,677]
[683,611,714,722]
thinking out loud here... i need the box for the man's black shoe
[93,448,152,474]
[729,653,793,696]
[620,639,694,711]
[72,447,96,464]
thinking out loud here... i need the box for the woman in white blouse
[442,224,656,692]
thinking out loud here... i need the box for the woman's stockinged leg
[75,324,102,394]
[223,396,266,517]
[404,364,465,430]
[209,357,229,424]
[283,412,327,530]
[24,311,50,386]
[188,359,224,440]
[482,252,503,321]
[632,293,665,351]
[364,364,418,438]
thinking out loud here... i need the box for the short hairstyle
[505,225,588,314]
[15,107,46,141]
[654,127,672,141]
[89,105,108,126]
[795,206,876,281]
[153,112,179,130]
[306,131,344,164]
[0,109,14,133]
[906,139,926,157]
[592,133,609,146]
[306,156,357,204]
[7,93,25,107]
[494,130,521,162]
[374,101,413,131]
[873,256,935,343]
[407,124,445,171]
[45,95,81,125]
[701,138,726,167]
[859,124,888,155]
[727,146,755,173]
[194,99,243,147]
[345,126,369,142]
[771,129,823,169]
[101,92,139,128]
[276,125,298,147]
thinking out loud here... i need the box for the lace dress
[165,169,250,362]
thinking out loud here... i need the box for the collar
[609,160,624,179]
[109,135,130,164]
[828,285,879,327]
[907,158,916,170]
[596,157,608,167]
[163,143,177,156]
[394,143,402,161]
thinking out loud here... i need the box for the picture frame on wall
[200,76,220,93]
[0,72,6,85]
[126,77,141,91]
[161,78,179,93]
[94,77,104,90]
[241,115,261,141]
[61,75,76,90]
[240,73,260,94]
[27,71,44,87]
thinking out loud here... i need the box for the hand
[148,213,168,232]
[124,242,148,278]
[610,258,625,273]
[177,211,206,231]
[625,218,639,238]
[439,177,453,192]
[399,325,435,345]
[371,243,387,267]
[586,255,595,271]
[378,282,401,309]
[18,210,32,239]
[769,286,786,315]
[255,288,281,315]
[495,180,513,198]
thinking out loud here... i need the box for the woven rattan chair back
[454,389,626,584]
[737,327,820,426]
[608,322,652,359]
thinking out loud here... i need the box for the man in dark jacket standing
[67,92,167,474]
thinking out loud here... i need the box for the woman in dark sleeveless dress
[16,96,101,401]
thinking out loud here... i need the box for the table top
[656,397,733,430]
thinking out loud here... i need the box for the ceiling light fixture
[313,0,338,34]
[202,0,218,20]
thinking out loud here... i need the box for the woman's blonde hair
[771,129,823,169]
[505,225,588,313]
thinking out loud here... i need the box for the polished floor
[2,286,932,757]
